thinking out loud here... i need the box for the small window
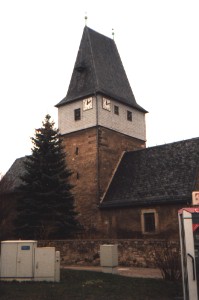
[141,210,158,234]
[75,147,79,155]
[74,108,81,121]
[144,213,155,232]
[127,110,132,121]
[114,105,119,115]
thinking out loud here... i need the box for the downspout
[96,93,100,204]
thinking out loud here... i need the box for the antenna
[85,12,88,26]
[112,28,115,40]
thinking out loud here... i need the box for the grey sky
[0,0,198,174]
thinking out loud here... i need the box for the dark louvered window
[114,105,119,115]
[127,110,132,121]
[75,147,79,155]
[144,213,155,232]
[74,108,81,121]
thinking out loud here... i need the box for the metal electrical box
[0,240,37,279]
[100,244,118,267]
[34,247,60,282]
[0,240,60,282]
[100,244,118,274]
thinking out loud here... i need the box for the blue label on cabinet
[21,245,30,250]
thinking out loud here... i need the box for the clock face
[83,97,93,111]
[102,97,111,111]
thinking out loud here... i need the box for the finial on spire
[85,13,88,26]
[112,28,115,40]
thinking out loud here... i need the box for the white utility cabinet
[34,247,60,282]
[0,240,60,282]
[100,244,118,274]
[0,240,37,279]
[100,244,118,267]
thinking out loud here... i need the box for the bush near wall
[38,239,180,268]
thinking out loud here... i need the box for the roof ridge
[124,136,199,154]
[86,26,99,92]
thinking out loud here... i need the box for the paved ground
[63,265,163,279]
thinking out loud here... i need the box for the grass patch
[0,269,183,300]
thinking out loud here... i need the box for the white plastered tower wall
[58,94,146,141]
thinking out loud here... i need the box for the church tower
[56,27,147,237]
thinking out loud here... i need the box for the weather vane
[85,13,88,26]
[112,28,115,40]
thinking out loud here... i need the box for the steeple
[55,26,147,237]
[56,27,147,113]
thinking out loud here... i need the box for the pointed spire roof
[56,27,147,112]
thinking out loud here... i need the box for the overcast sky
[0,0,199,175]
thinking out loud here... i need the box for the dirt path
[63,265,162,279]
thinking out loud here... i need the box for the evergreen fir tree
[15,114,80,239]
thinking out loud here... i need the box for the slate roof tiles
[101,138,199,208]
[0,157,26,194]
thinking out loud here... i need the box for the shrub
[152,241,181,281]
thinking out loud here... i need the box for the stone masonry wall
[62,127,99,235]
[62,126,145,237]
[98,127,145,199]
[38,239,180,268]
